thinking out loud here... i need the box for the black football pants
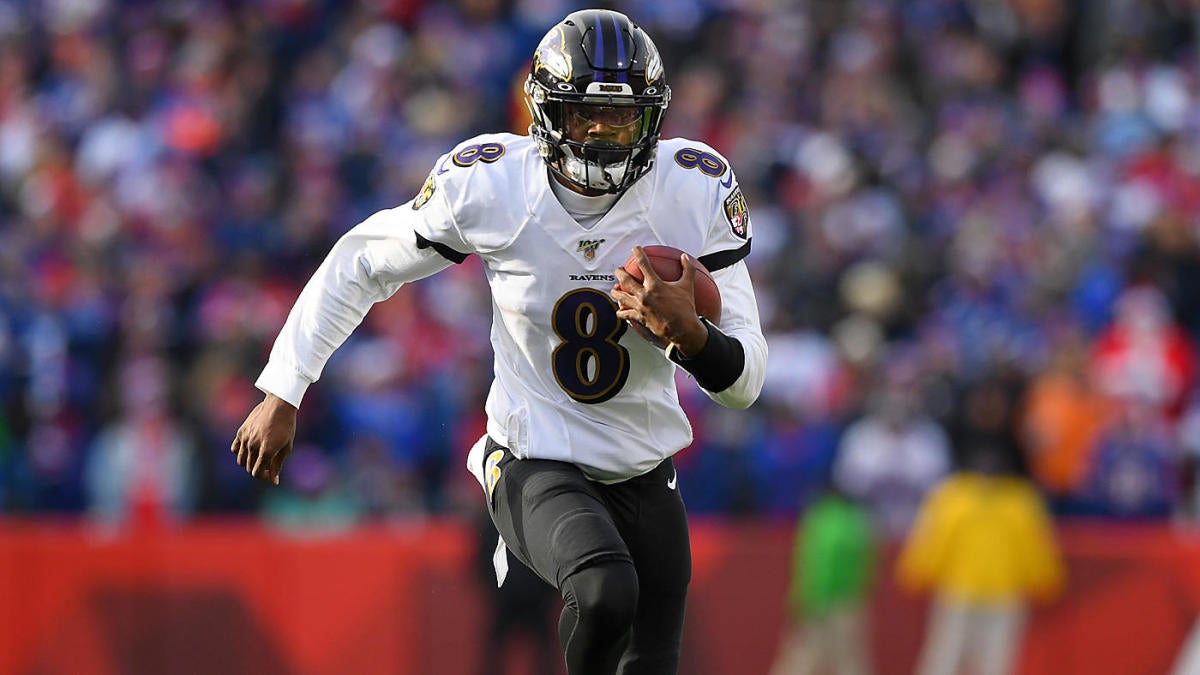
[483,437,691,675]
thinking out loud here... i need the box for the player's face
[563,103,642,145]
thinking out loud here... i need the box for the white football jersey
[256,133,766,484]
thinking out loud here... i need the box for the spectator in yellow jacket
[897,377,1065,675]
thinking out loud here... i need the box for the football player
[231,9,767,674]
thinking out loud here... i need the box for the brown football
[621,245,722,325]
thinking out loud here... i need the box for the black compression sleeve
[667,318,745,393]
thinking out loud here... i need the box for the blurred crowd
[1,0,1199,532]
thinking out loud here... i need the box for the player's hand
[230,393,297,485]
[612,246,708,356]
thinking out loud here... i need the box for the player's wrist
[667,319,746,393]
[669,315,710,357]
[264,392,299,414]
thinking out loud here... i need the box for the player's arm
[255,208,457,405]
[672,258,766,408]
[659,148,765,407]
[232,205,462,483]
[669,161,766,407]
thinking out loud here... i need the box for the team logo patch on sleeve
[723,188,750,239]
[412,174,436,210]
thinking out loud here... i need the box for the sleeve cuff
[254,361,313,409]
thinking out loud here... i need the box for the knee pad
[563,560,639,634]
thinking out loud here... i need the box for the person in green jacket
[770,486,876,675]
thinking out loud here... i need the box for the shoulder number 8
[453,142,506,167]
[673,148,727,178]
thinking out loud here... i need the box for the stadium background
[2,0,1200,673]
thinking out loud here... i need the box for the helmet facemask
[526,83,667,194]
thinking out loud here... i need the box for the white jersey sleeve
[254,185,459,408]
[703,262,767,409]
[704,163,766,408]
[656,139,767,409]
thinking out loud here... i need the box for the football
[621,245,722,325]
